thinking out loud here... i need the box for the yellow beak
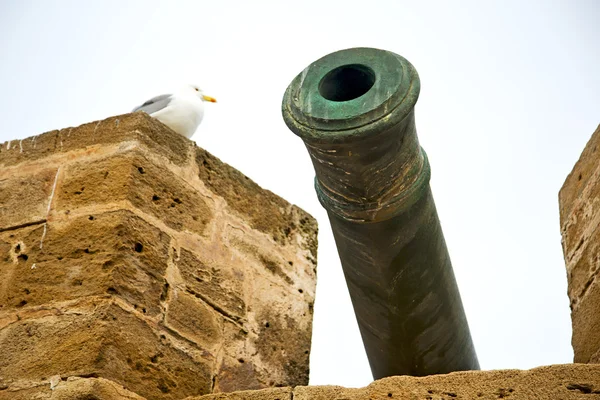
[202,95,217,103]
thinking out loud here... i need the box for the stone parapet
[0,113,317,399]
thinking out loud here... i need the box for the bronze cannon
[282,47,479,379]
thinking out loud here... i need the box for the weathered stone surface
[0,376,146,400]
[571,278,600,363]
[196,147,318,261]
[560,123,600,364]
[565,224,600,311]
[560,124,600,224]
[56,151,212,235]
[0,299,212,400]
[0,211,170,316]
[0,129,60,168]
[176,248,246,322]
[188,387,291,400]
[176,237,315,391]
[213,355,265,394]
[164,289,223,350]
[0,223,46,312]
[194,364,600,400]
[293,385,361,400]
[0,112,318,399]
[0,167,57,230]
[0,113,193,167]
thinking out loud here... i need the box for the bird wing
[132,94,173,114]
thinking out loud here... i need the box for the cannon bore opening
[318,64,375,102]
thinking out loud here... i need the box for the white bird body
[133,85,216,139]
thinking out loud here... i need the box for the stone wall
[2,115,599,400]
[559,123,600,364]
[0,113,318,399]
[194,364,600,400]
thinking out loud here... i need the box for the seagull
[132,84,217,139]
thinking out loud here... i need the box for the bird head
[190,85,217,103]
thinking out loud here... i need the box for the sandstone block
[0,376,146,400]
[0,299,212,400]
[188,387,291,400]
[560,123,600,363]
[196,148,318,261]
[571,277,600,363]
[0,129,61,168]
[0,167,58,230]
[0,211,170,316]
[559,124,600,224]
[0,113,193,168]
[565,224,600,310]
[176,248,246,322]
[55,151,212,235]
[164,288,223,351]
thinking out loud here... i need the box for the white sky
[1,0,599,388]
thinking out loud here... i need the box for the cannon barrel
[281,47,479,379]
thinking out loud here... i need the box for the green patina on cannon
[282,47,479,379]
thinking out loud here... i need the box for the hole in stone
[319,64,376,102]
[84,248,90,254]
[134,243,144,253]
[298,289,303,293]
[138,166,145,174]
[88,216,94,220]
[23,288,30,294]
[18,254,28,261]
[288,261,293,266]
[106,287,118,295]
[265,322,270,328]
[152,195,160,201]
[579,173,582,181]
[387,393,392,398]
[304,350,309,354]
[17,300,27,307]
[170,202,176,208]
[238,358,245,363]
[142,307,147,313]
[14,244,21,253]
[158,381,170,394]
[173,198,182,204]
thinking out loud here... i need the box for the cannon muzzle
[282,47,479,379]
